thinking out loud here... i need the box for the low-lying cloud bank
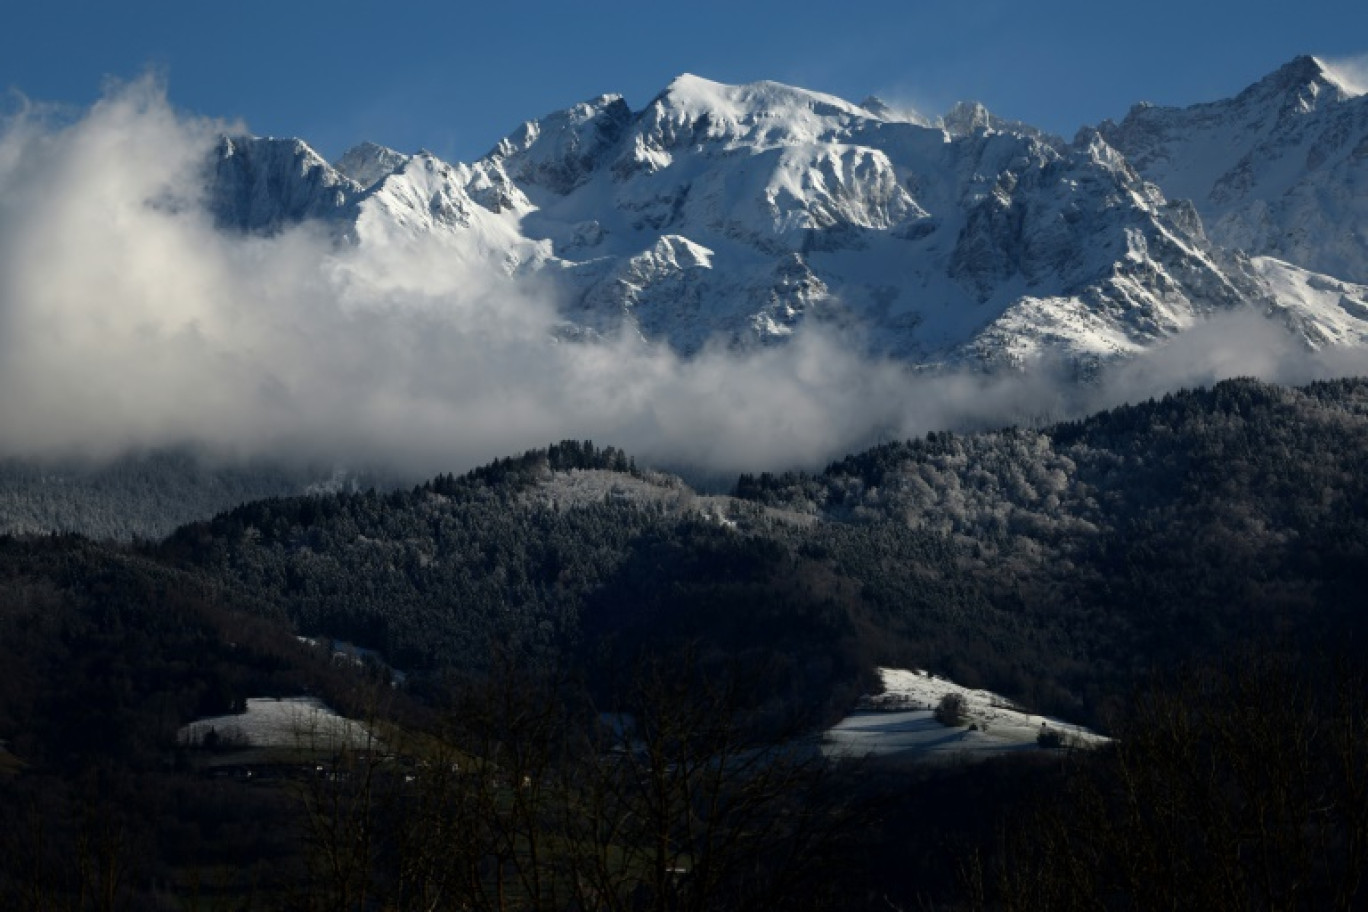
[2,80,1365,480]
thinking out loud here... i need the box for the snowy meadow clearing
[823,667,1108,762]
[178,696,376,752]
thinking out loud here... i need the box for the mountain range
[209,55,1368,367]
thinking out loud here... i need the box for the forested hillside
[740,378,1368,715]
[0,448,386,540]
[5,378,1366,731]
[142,379,1368,724]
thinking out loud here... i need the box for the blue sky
[3,0,1367,163]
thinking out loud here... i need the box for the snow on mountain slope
[1253,256,1368,348]
[351,151,536,260]
[1099,55,1368,285]
[473,74,1271,360]
[199,60,1368,368]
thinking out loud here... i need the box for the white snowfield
[178,697,377,752]
[823,667,1108,763]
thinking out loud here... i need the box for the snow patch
[823,667,1108,763]
[178,697,376,751]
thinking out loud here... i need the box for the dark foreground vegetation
[0,568,1361,911]
[1,377,1366,908]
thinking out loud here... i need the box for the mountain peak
[485,91,633,194]
[663,72,721,93]
[1277,54,1328,83]
[859,95,935,126]
[1237,54,1360,109]
[209,135,358,234]
[654,73,871,120]
[943,101,1058,144]
[335,141,409,189]
[942,100,995,135]
[638,73,877,156]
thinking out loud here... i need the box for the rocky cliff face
[210,136,361,233]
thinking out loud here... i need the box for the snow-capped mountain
[204,58,1368,367]
[1099,56,1368,285]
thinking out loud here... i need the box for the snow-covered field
[178,697,376,752]
[823,668,1108,763]
[520,468,816,528]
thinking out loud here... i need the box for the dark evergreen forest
[150,378,1368,723]
[1,378,1365,908]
